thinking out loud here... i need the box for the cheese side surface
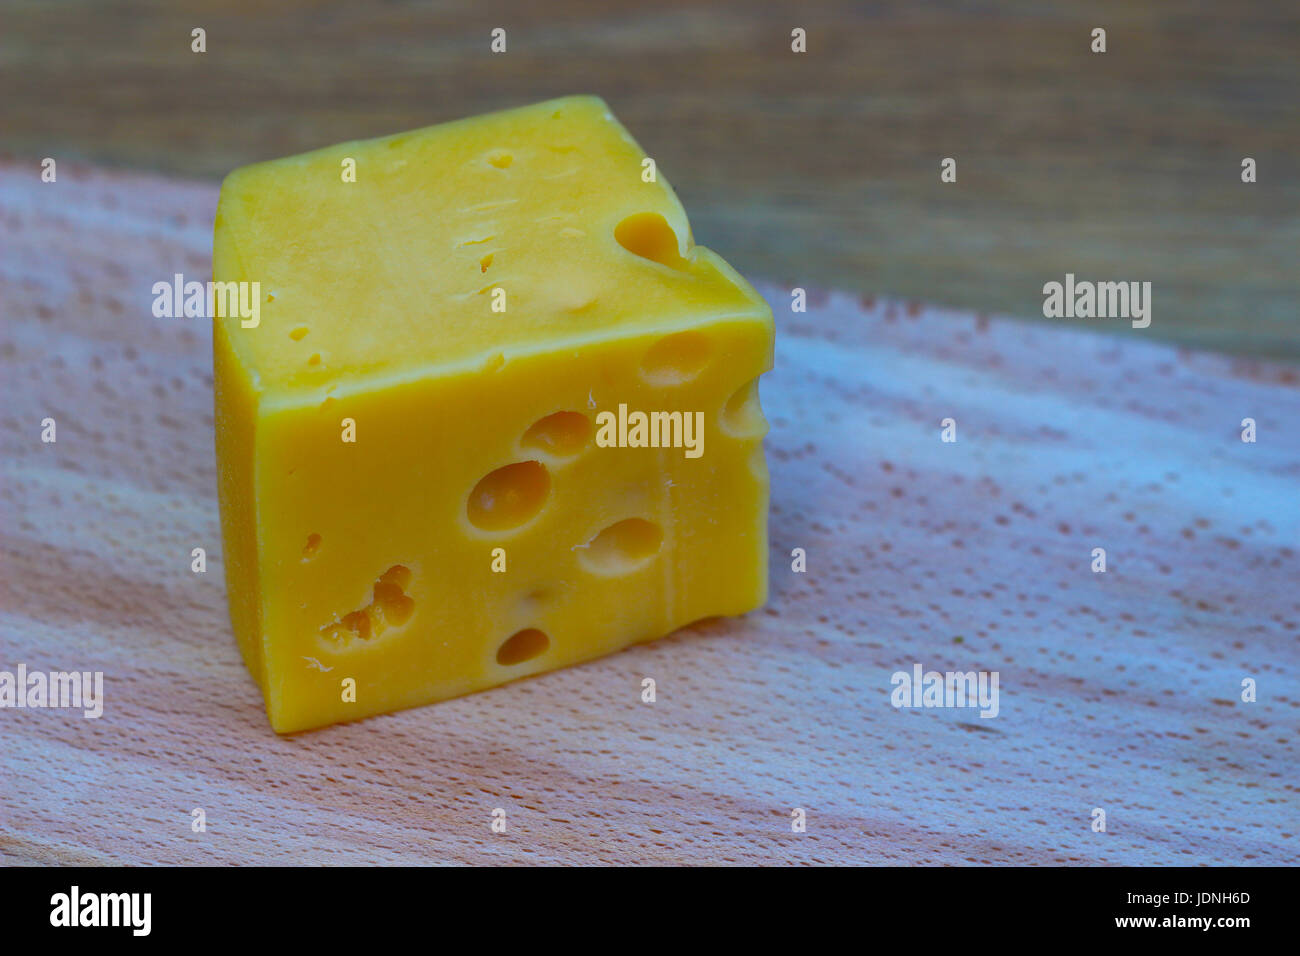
[212,95,774,733]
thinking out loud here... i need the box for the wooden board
[1,163,1297,865]
[3,0,1298,360]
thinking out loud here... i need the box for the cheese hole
[522,411,590,458]
[307,353,321,366]
[578,518,663,575]
[479,253,494,273]
[289,326,309,341]
[640,331,711,385]
[319,564,413,645]
[518,588,551,614]
[721,377,766,437]
[339,609,372,641]
[302,533,321,559]
[467,461,550,531]
[496,628,549,666]
[614,212,687,269]
[487,151,513,169]
[372,565,415,628]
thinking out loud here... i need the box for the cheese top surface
[213,95,767,402]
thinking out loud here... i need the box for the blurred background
[3,0,1297,358]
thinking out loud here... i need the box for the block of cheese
[212,95,773,732]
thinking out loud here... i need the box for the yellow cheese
[212,95,773,733]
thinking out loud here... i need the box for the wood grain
[1,163,1297,865]
[2,0,1297,358]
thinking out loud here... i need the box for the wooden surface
[1,162,1297,865]
[2,0,1297,358]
